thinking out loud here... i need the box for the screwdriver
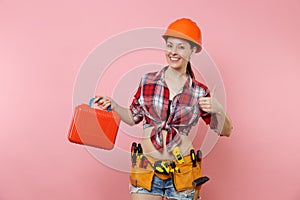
[131,142,137,166]
[131,142,137,157]
[154,161,170,175]
[137,143,143,158]
[196,150,202,162]
[170,161,180,173]
[190,149,197,167]
[139,156,148,168]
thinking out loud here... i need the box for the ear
[189,46,197,59]
[192,46,197,54]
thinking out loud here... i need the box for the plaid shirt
[130,66,218,152]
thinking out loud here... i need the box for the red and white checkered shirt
[130,66,218,152]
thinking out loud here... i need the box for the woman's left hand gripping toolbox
[68,98,121,150]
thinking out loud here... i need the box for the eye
[166,44,173,48]
[178,45,185,49]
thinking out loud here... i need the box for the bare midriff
[141,126,194,160]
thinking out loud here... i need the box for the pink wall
[1,0,300,199]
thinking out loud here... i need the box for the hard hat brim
[162,30,202,53]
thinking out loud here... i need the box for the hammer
[192,176,209,200]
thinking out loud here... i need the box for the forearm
[113,103,136,126]
[215,111,233,137]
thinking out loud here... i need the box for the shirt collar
[156,66,193,91]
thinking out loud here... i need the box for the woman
[94,18,232,200]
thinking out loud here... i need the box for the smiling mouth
[169,57,181,61]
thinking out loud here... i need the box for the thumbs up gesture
[199,86,224,114]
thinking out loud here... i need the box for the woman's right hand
[93,96,117,111]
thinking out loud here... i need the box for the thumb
[210,85,216,97]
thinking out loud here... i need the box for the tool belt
[130,143,203,192]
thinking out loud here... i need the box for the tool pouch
[129,154,203,192]
[130,157,155,191]
[173,160,202,192]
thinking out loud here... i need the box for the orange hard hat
[162,18,202,53]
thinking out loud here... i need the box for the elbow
[220,125,233,137]
[122,118,137,126]
[127,116,139,126]
[123,111,139,126]
[128,121,137,126]
[220,129,232,137]
[220,114,233,137]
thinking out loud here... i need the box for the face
[165,37,196,70]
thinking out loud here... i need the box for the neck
[165,66,187,80]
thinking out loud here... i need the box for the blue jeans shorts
[130,174,200,200]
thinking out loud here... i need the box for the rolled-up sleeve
[129,84,144,124]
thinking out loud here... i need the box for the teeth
[170,57,179,61]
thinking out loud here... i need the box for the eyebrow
[167,41,185,45]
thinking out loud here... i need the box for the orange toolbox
[68,99,120,150]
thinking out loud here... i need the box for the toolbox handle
[89,97,111,112]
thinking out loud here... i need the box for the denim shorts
[130,174,200,200]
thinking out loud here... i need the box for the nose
[170,46,178,54]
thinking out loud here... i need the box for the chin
[168,63,182,69]
[167,59,184,69]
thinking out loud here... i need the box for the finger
[201,107,211,113]
[199,98,210,103]
[103,101,111,107]
[104,104,111,111]
[200,104,211,110]
[96,98,104,105]
[97,102,109,110]
[199,97,210,101]
[199,103,209,111]
[199,98,211,105]
[100,100,110,107]
[100,96,112,102]
[94,97,102,104]
[199,102,208,108]
[94,96,105,104]
[97,96,109,103]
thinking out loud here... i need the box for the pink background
[1,0,300,199]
